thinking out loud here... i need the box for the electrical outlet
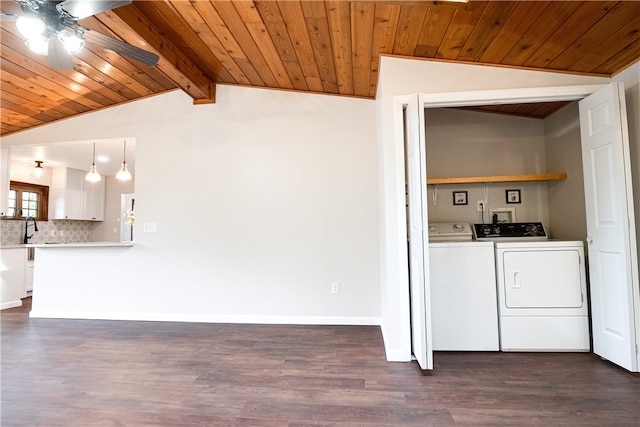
[477,201,486,212]
[331,282,340,295]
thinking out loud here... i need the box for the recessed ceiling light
[97,155,109,162]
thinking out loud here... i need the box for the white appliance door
[579,82,640,372]
[406,95,433,370]
[502,250,583,309]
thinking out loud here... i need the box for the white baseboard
[29,310,382,326]
[1,300,23,310]
[380,322,412,362]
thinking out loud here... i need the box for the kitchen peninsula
[28,242,133,319]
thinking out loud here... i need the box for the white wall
[92,175,135,242]
[375,56,611,361]
[9,158,52,187]
[544,102,588,241]
[1,86,381,324]
[425,108,550,226]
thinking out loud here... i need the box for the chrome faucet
[23,216,38,244]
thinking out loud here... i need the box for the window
[5,181,49,221]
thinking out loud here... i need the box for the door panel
[591,145,616,224]
[599,251,626,339]
[405,95,433,370]
[580,82,639,372]
[502,250,583,308]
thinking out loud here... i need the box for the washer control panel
[473,222,547,240]
[429,222,473,241]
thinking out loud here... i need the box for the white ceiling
[9,137,136,177]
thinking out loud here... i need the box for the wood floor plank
[2,297,639,426]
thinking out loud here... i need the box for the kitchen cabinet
[24,247,34,294]
[84,179,105,221]
[51,167,83,219]
[1,247,25,309]
[50,167,105,221]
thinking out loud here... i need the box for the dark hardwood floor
[2,297,639,426]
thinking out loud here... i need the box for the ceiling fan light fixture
[25,35,49,56]
[57,29,84,55]
[116,140,132,181]
[16,16,45,40]
[85,142,101,182]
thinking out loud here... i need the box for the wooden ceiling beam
[108,3,216,104]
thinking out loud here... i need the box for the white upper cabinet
[50,167,105,221]
[84,178,105,221]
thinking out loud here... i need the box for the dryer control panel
[473,222,547,240]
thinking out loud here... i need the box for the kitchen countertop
[2,242,134,249]
[0,244,29,249]
[31,242,134,248]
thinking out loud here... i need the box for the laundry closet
[423,103,590,354]
[424,104,586,240]
[402,83,639,373]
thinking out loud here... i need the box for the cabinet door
[65,168,84,219]
[1,249,26,308]
[84,179,105,221]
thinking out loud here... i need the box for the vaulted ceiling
[1,0,639,137]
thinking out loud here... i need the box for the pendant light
[33,160,45,178]
[115,140,132,181]
[85,142,101,182]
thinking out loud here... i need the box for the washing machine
[475,222,590,352]
[428,223,499,351]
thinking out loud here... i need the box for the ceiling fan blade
[1,12,18,21]
[83,28,159,66]
[49,35,73,70]
[59,0,132,20]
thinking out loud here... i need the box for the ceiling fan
[1,0,159,69]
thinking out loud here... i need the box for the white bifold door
[579,82,640,372]
[405,95,433,370]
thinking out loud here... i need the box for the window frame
[5,181,49,221]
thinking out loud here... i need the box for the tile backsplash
[1,219,95,245]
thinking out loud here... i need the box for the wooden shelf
[426,173,567,185]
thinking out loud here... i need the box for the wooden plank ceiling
[1,0,640,137]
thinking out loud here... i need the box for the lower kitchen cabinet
[1,247,26,309]
[24,247,34,294]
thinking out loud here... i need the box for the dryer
[475,223,590,352]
